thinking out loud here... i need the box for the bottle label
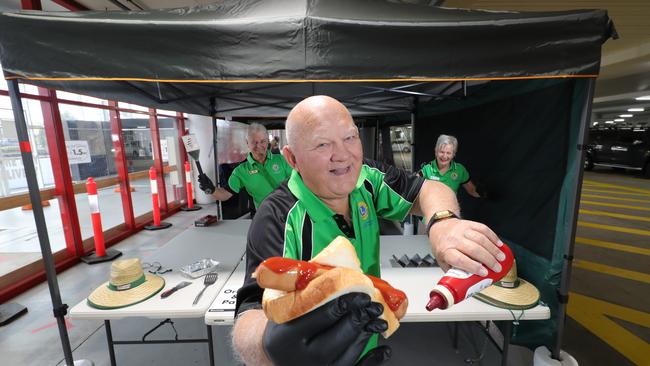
[445,268,472,279]
[464,278,494,300]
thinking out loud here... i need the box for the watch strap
[425,211,459,237]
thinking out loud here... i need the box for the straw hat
[474,260,540,310]
[87,258,165,309]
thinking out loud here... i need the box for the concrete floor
[0,168,648,365]
[563,168,650,366]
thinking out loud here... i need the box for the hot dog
[254,236,408,338]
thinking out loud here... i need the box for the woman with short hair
[420,134,481,198]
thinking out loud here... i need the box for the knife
[160,281,192,298]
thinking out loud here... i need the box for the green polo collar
[432,160,457,175]
[287,170,334,222]
[246,150,271,166]
[287,166,369,222]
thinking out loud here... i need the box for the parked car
[585,127,650,177]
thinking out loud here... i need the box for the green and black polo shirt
[420,160,470,193]
[224,150,292,208]
[235,159,424,353]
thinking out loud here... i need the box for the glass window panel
[18,83,40,95]
[156,109,178,117]
[56,91,107,106]
[120,113,153,218]
[59,103,123,239]
[390,126,412,171]
[0,198,67,278]
[158,118,180,205]
[0,95,54,196]
[217,119,249,165]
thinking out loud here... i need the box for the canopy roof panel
[0,0,615,116]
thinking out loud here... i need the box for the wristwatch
[425,210,459,237]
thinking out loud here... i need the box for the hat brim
[474,278,540,310]
[87,274,165,310]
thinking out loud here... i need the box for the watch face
[434,210,454,220]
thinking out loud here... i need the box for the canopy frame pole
[411,96,418,173]
[209,97,223,219]
[7,79,75,365]
[553,78,596,360]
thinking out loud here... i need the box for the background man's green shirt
[236,159,424,356]
[420,160,470,193]
[226,151,292,208]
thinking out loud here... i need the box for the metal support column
[149,108,169,212]
[109,101,135,229]
[209,97,223,219]
[8,79,74,365]
[39,87,85,255]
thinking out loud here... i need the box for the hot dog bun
[260,236,404,338]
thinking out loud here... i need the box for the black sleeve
[235,187,292,316]
[363,158,425,203]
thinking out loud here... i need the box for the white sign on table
[65,140,91,164]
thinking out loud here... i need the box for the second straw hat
[474,260,540,310]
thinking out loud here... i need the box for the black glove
[263,292,390,366]
[197,173,215,194]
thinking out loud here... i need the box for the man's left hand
[427,218,505,275]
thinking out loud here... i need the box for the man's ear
[282,145,298,171]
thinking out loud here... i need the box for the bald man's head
[282,95,363,201]
[285,95,353,148]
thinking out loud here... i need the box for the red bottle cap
[425,292,446,311]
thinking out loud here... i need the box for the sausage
[254,257,408,320]
[252,257,329,292]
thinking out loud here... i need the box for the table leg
[501,321,512,366]
[105,320,117,366]
[207,325,215,366]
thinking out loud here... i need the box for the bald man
[232,96,505,366]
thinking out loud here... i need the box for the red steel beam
[21,0,42,10]
[149,108,169,212]
[39,87,85,256]
[109,100,136,229]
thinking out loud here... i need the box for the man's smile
[329,166,351,176]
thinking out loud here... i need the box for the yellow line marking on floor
[573,259,650,284]
[580,194,650,204]
[575,237,650,256]
[579,209,650,223]
[567,292,650,366]
[582,180,650,195]
[580,200,650,212]
[581,188,650,197]
[578,221,650,236]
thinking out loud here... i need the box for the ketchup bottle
[426,243,514,311]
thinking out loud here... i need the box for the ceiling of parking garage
[3,0,649,124]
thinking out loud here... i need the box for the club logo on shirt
[358,201,369,221]
[272,163,279,172]
[451,172,458,180]
[249,169,258,174]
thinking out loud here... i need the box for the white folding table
[69,219,251,366]
[205,234,550,366]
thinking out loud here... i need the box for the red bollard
[80,177,122,264]
[87,177,105,256]
[180,161,201,211]
[144,167,172,230]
